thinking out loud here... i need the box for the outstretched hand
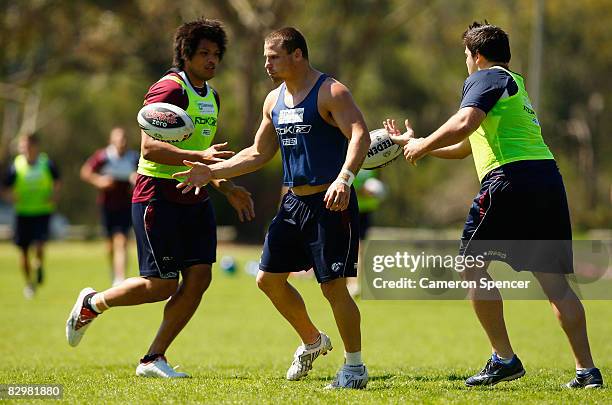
[383,118,423,166]
[383,119,415,147]
[172,160,213,195]
[201,142,235,163]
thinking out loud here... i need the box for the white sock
[345,351,362,366]
[91,293,109,313]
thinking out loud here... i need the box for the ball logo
[331,262,344,273]
[144,110,182,128]
[367,138,394,158]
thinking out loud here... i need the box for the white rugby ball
[137,102,194,143]
[362,128,403,170]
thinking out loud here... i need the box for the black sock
[140,353,164,364]
[83,293,98,313]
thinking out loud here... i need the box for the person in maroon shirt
[81,127,138,286]
[66,19,255,378]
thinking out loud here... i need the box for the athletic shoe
[286,332,333,381]
[465,355,526,386]
[136,356,189,378]
[23,284,35,300]
[66,287,98,347]
[326,364,368,389]
[566,368,604,388]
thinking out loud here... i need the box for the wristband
[338,169,355,186]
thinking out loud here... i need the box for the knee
[320,280,347,302]
[149,279,178,301]
[184,266,213,296]
[256,271,277,295]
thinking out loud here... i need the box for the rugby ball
[137,102,194,143]
[362,128,403,170]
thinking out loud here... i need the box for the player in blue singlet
[173,27,371,389]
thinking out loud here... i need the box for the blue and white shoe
[465,354,525,386]
[566,368,603,389]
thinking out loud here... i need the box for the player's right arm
[428,138,472,159]
[140,76,234,166]
[141,131,233,165]
[172,90,279,193]
[80,152,114,189]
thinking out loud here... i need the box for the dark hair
[173,18,227,69]
[265,27,309,60]
[463,21,511,64]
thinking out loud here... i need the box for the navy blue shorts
[132,199,216,279]
[260,188,359,284]
[14,214,51,248]
[101,207,132,237]
[460,159,573,273]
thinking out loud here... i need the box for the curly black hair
[173,18,227,69]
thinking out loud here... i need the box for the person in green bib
[2,133,61,299]
[66,18,254,378]
[385,21,602,388]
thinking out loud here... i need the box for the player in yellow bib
[65,18,254,378]
[3,134,61,299]
[385,21,602,389]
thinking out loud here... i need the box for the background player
[2,133,61,299]
[81,127,138,286]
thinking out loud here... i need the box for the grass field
[0,241,610,404]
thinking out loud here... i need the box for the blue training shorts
[260,188,359,284]
[132,199,216,279]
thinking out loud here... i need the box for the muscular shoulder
[263,84,283,116]
[144,73,188,110]
[318,77,353,110]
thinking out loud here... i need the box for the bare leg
[533,272,595,368]
[18,245,31,285]
[33,242,44,272]
[321,278,361,353]
[256,271,320,344]
[146,264,212,355]
[103,276,178,307]
[111,232,128,282]
[106,238,113,281]
[462,263,514,358]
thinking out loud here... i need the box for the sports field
[0,241,610,404]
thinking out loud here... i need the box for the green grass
[0,241,610,404]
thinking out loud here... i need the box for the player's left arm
[387,107,484,164]
[321,80,371,211]
[209,178,255,222]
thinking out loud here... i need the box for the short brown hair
[173,18,227,69]
[463,21,511,64]
[265,27,309,60]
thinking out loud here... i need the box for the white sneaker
[326,364,369,389]
[286,332,333,381]
[23,284,35,299]
[136,356,190,378]
[66,287,98,347]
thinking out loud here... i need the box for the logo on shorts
[331,262,344,273]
